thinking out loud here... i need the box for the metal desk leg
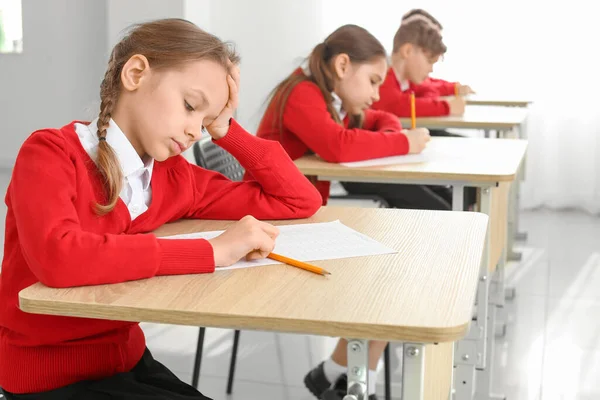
[402,343,426,400]
[476,270,506,400]
[507,181,523,262]
[513,122,528,243]
[345,339,369,400]
[493,246,508,338]
[453,186,491,400]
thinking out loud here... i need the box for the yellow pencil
[268,253,331,276]
[410,91,416,129]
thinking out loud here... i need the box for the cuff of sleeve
[157,238,215,275]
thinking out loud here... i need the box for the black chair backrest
[193,138,245,182]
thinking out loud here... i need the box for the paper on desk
[161,220,397,270]
[339,151,429,168]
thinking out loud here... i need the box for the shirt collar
[392,67,410,92]
[89,118,154,190]
[331,91,347,120]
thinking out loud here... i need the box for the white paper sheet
[162,220,397,270]
[339,151,429,168]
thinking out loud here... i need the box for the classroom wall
[107,0,191,51]
[0,0,325,167]
[209,0,326,132]
[0,0,107,168]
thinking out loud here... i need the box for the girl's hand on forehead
[205,60,241,140]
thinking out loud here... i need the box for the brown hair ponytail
[265,24,386,134]
[95,54,124,214]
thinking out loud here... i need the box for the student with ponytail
[251,25,434,399]
[252,24,461,214]
[0,19,321,400]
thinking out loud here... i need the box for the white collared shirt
[392,67,411,92]
[331,92,347,121]
[75,118,154,220]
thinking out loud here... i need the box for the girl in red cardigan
[251,25,447,214]
[252,25,438,399]
[0,19,321,400]
[373,9,475,122]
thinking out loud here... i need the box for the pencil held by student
[268,253,331,276]
[410,91,416,128]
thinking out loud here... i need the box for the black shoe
[321,374,378,400]
[304,362,332,399]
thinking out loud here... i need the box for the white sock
[323,358,346,383]
[368,369,378,395]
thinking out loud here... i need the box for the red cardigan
[426,77,458,96]
[251,79,409,204]
[0,119,321,393]
[372,68,456,117]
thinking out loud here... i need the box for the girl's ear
[332,53,351,80]
[121,54,151,91]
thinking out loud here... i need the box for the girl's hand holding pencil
[405,128,431,154]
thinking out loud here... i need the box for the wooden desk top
[295,137,527,184]
[19,207,487,343]
[400,105,529,130]
[465,96,532,107]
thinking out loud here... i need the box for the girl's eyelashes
[184,100,195,112]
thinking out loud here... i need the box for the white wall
[208,0,326,133]
[0,0,325,166]
[0,0,107,167]
[107,0,185,51]
[183,0,211,32]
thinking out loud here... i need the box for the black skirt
[3,348,212,400]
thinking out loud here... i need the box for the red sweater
[0,120,321,393]
[250,79,410,204]
[373,68,455,117]
[425,77,458,97]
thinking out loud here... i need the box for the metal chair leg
[191,327,206,388]
[226,330,241,394]
[384,344,392,400]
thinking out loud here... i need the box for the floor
[0,168,598,399]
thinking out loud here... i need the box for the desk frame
[318,174,508,400]
[402,112,528,263]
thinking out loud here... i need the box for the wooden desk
[400,105,528,132]
[294,137,528,400]
[20,207,488,400]
[296,138,525,186]
[400,105,529,263]
[466,96,532,108]
[295,137,526,274]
